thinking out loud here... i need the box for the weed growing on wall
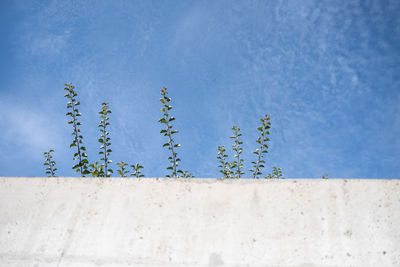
[64,83,90,176]
[88,161,104,177]
[230,126,244,178]
[250,114,270,178]
[98,102,113,177]
[43,149,57,177]
[217,145,232,178]
[158,87,192,178]
[266,166,283,178]
[117,161,129,177]
[131,163,144,178]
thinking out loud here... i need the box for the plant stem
[165,116,177,176]
[235,134,242,178]
[71,100,84,176]
[103,122,108,176]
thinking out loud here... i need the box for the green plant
[98,102,113,177]
[130,163,144,177]
[64,83,90,176]
[117,161,129,177]
[182,170,194,178]
[250,114,271,178]
[230,126,244,178]
[322,174,328,179]
[43,149,57,177]
[158,87,191,178]
[217,145,232,178]
[88,161,104,177]
[266,166,283,179]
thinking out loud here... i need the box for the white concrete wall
[0,178,399,266]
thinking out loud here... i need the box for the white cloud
[0,103,66,159]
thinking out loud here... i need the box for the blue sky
[0,0,399,178]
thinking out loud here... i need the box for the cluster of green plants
[217,115,283,179]
[45,83,144,178]
[44,83,283,179]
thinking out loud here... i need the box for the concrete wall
[0,178,399,266]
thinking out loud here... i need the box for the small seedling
[266,166,283,179]
[230,126,244,178]
[43,149,57,177]
[117,161,129,177]
[64,83,90,176]
[88,161,104,177]
[182,170,194,178]
[130,163,144,177]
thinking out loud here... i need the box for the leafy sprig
[158,87,191,178]
[182,170,194,178]
[64,83,90,176]
[250,114,271,178]
[266,166,283,179]
[117,161,129,177]
[43,149,57,177]
[88,161,104,177]
[217,145,232,178]
[98,102,113,177]
[130,163,144,178]
[230,126,244,178]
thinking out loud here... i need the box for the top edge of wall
[0,177,398,183]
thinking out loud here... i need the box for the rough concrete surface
[0,178,399,266]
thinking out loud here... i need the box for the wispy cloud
[29,30,70,56]
[0,102,66,159]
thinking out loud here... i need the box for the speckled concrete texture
[0,178,399,266]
